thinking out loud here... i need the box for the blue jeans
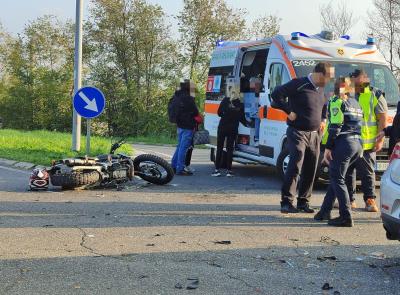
[172,128,194,173]
[320,135,362,218]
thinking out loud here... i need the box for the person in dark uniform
[271,62,334,214]
[314,77,363,227]
[212,96,248,177]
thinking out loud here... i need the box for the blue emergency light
[216,39,225,47]
[291,32,309,40]
[340,35,351,40]
[367,36,376,45]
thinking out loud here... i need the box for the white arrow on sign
[78,91,99,112]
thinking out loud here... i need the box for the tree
[247,14,281,40]
[0,16,75,131]
[367,0,400,76]
[177,0,246,81]
[87,0,180,136]
[319,0,357,36]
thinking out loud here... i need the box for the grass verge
[0,129,133,166]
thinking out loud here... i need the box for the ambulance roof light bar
[291,32,310,40]
[216,39,225,47]
[367,36,376,45]
[319,30,338,41]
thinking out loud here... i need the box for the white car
[380,142,400,240]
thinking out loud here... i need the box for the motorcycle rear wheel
[133,154,174,185]
[50,171,100,189]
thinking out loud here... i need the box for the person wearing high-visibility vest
[315,77,363,227]
[346,69,388,212]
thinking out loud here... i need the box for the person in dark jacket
[314,77,363,227]
[171,80,199,176]
[212,96,247,177]
[271,62,334,214]
[376,101,400,155]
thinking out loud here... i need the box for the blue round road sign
[73,86,106,119]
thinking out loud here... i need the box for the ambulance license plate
[376,162,389,171]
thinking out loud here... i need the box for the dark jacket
[325,96,363,150]
[217,97,247,134]
[175,90,199,130]
[271,77,327,131]
[384,101,400,155]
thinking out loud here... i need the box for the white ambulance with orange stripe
[204,31,399,178]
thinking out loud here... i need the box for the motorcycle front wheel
[133,154,174,185]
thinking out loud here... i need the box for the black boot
[314,210,332,221]
[297,203,315,213]
[328,216,353,227]
[281,202,299,214]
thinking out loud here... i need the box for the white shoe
[211,170,221,177]
[226,171,234,177]
[184,166,195,173]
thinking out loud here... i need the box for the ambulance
[204,31,399,179]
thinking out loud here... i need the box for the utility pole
[72,0,83,151]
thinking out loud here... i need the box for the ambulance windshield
[292,60,400,106]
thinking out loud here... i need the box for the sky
[0,0,375,39]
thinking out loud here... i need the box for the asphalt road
[0,144,399,295]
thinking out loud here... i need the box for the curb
[0,158,38,170]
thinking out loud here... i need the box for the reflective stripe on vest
[322,97,343,145]
[358,87,378,150]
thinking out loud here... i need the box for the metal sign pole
[72,0,83,151]
[86,119,91,155]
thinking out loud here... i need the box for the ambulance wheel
[277,148,290,180]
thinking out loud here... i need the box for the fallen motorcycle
[48,139,174,189]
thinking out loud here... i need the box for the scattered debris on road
[317,256,337,262]
[322,283,333,290]
[320,236,340,246]
[213,240,231,245]
[369,252,386,259]
[186,277,199,290]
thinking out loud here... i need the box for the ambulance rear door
[258,41,294,166]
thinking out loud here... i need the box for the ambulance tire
[277,148,289,180]
[210,148,227,168]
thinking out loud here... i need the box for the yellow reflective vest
[358,87,378,150]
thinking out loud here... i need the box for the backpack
[168,95,180,123]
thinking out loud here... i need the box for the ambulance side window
[239,49,268,93]
[206,66,234,101]
[269,63,290,100]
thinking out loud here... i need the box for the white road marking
[134,149,173,159]
[0,165,31,175]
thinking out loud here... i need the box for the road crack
[225,272,261,292]
[76,227,104,257]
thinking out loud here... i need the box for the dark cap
[349,69,367,78]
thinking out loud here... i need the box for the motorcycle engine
[110,162,131,181]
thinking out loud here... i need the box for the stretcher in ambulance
[204,31,399,179]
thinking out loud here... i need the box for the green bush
[0,129,133,166]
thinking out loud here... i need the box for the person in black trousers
[212,96,247,177]
[314,77,363,227]
[271,62,334,214]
